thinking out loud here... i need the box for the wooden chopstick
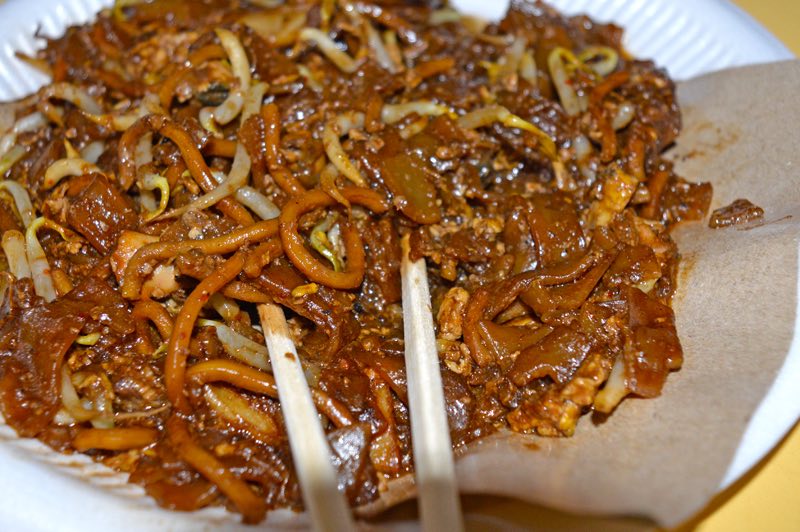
[400,235,465,532]
[257,303,355,532]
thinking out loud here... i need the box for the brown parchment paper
[370,60,800,528]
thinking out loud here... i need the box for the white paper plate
[0,1,797,530]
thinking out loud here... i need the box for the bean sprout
[457,105,556,159]
[0,146,26,176]
[548,47,583,116]
[0,112,45,158]
[158,143,251,220]
[2,230,31,279]
[211,321,271,371]
[322,112,367,186]
[60,366,98,423]
[364,18,398,72]
[233,186,281,220]
[578,46,620,77]
[39,82,103,125]
[141,173,170,221]
[381,101,452,124]
[25,217,76,302]
[612,101,637,130]
[300,28,359,73]
[43,158,102,189]
[0,180,35,227]
[209,293,241,322]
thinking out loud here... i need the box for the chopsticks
[400,235,465,532]
[257,238,464,531]
[257,303,355,532]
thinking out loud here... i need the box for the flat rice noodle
[346,338,407,402]
[317,359,372,414]
[623,285,682,397]
[521,249,618,320]
[441,226,501,264]
[478,320,553,369]
[0,277,130,435]
[361,217,402,307]
[604,244,662,290]
[70,276,134,336]
[255,260,358,358]
[440,369,476,443]
[524,192,586,267]
[463,272,550,367]
[502,198,538,274]
[373,131,441,225]
[368,428,401,476]
[380,152,441,224]
[507,326,593,386]
[659,179,713,224]
[0,305,81,436]
[28,139,66,190]
[238,115,269,189]
[328,422,379,507]
[65,173,138,254]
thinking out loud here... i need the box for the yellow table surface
[690,2,800,531]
